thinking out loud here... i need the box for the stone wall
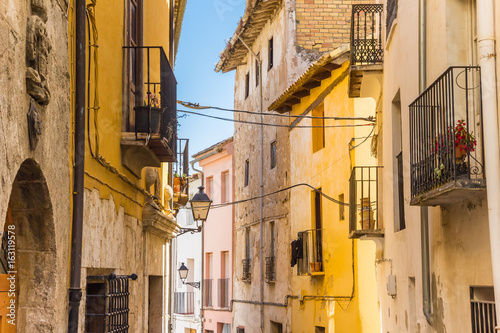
[0,0,71,331]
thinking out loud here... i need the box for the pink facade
[197,138,234,333]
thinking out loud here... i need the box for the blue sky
[175,0,246,159]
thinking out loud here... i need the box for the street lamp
[190,186,212,222]
[178,262,200,289]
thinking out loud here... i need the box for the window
[271,321,283,333]
[386,0,398,37]
[312,103,325,152]
[266,222,276,282]
[237,328,245,333]
[207,176,214,202]
[393,92,405,232]
[222,171,230,203]
[339,193,345,221]
[270,141,277,169]
[471,286,496,332]
[245,72,250,99]
[85,274,135,332]
[204,253,213,307]
[244,159,249,187]
[315,327,326,333]
[270,222,276,256]
[255,56,260,87]
[313,189,323,265]
[268,37,274,70]
[245,228,251,260]
[242,228,251,281]
[218,323,231,333]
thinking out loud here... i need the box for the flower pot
[173,177,181,193]
[134,105,162,134]
[310,262,322,272]
[455,146,467,162]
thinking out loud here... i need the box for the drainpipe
[419,0,432,326]
[237,36,264,333]
[476,0,500,328]
[68,0,86,331]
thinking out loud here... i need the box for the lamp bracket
[177,226,202,236]
[185,281,200,289]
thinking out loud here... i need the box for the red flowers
[431,120,477,154]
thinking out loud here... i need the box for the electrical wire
[178,109,375,129]
[210,183,348,209]
[177,100,376,122]
[349,125,375,151]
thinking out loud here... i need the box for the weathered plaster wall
[379,0,493,332]
[0,0,71,331]
[288,62,380,332]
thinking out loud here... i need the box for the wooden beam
[312,71,332,81]
[293,89,311,98]
[303,80,321,90]
[283,97,300,106]
[323,63,341,71]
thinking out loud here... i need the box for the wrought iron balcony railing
[386,0,398,37]
[350,4,383,66]
[297,229,323,276]
[242,259,251,282]
[265,256,275,282]
[349,166,383,239]
[123,46,177,162]
[409,67,485,205]
[173,291,195,315]
[218,278,229,308]
[203,279,213,307]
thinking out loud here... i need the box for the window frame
[244,159,249,187]
[245,72,250,99]
[268,37,274,71]
[270,140,277,169]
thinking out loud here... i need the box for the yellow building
[269,45,381,332]
[68,0,186,331]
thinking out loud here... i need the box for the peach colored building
[193,138,234,333]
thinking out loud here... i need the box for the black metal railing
[218,278,229,308]
[174,292,195,315]
[350,4,383,65]
[386,0,398,37]
[409,67,483,200]
[471,300,497,332]
[349,166,382,236]
[203,279,213,307]
[242,259,251,281]
[265,256,275,282]
[85,273,137,332]
[123,46,177,158]
[297,229,323,275]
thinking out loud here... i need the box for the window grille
[85,273,138,333]
[386,0,398,37]
[471,287,497,333]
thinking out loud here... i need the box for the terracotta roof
[215,0,282,73]
[174,0,187,59]
[268,44,350,113]
[192,137,234,159]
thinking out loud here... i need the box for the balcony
[297,229,323,276]
[409,67,485,206]
[174,292,195,315]
[242,259,251,282]
[203,279,213,307]
[265,256,275,283]
[349,166,383,239]
[121,46,177,177]
[349,4,383,99]
[218,278,229,308]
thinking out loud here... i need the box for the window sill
[310,272,325,277]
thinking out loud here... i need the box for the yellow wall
[74,0,175,219]
[289,62,380,332]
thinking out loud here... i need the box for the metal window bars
[349,166,383,238]
[203,279,213,307]
[242,258,251,281]
[173,291,195,315]
[297,229,323,275]
[409,67,484,202]
[218,278,229,308]
[265,256,276,282]
[350,4,383,65]
[85,273,138,333]
[123,46,177,161]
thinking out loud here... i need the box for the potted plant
[454,119,477,162]
[173,172,181,194]
[134,92,162,134]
